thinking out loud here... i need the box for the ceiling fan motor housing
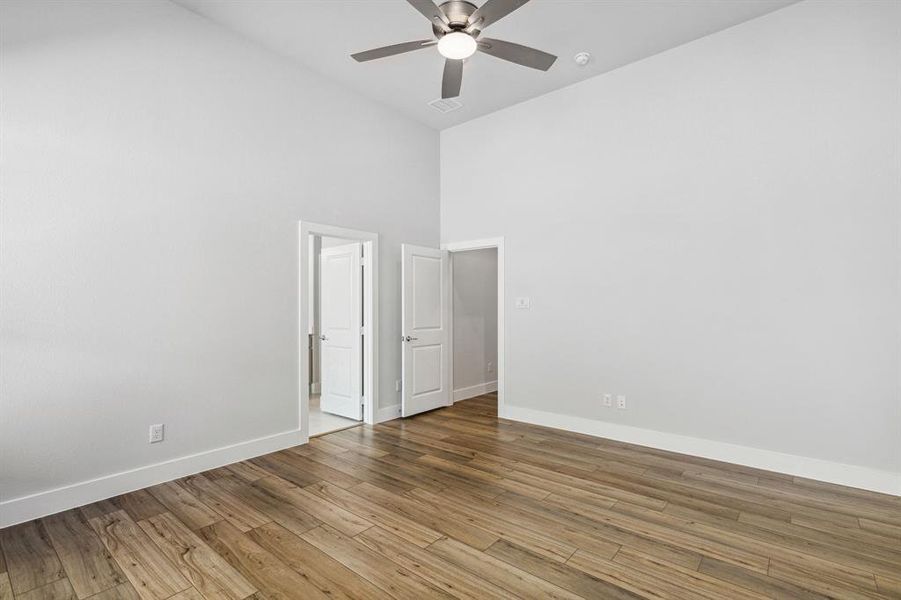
[434,0,478,37]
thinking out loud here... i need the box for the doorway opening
[444,238,505,415]
[299,222,378,440]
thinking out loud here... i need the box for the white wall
[0,0,438,524]
[452,249,498,399]
[441,0,901,486]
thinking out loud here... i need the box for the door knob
[404,336,418,342]
[319,334,328,341]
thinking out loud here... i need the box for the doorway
[299,222,378,440]
[444,238,505,414]
[450,247,499,401]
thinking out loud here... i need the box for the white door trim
[299,221,379,442]
[442,237,505,417]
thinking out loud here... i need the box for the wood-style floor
[2,395,900,600]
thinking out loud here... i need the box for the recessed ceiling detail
[173,0,798,129]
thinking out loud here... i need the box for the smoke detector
[574,52,591,66]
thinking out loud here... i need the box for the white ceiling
[173,0,796,130]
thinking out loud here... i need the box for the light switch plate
[515,297,531,309]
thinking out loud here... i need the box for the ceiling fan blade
[406,0,451,31]
[442,59,464,99]
[351,40,436,62]
[477,37,556,71]
[467,0,530,30]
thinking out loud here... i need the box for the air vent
[428,97,463,113]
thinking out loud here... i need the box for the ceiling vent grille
[428,97,463,113]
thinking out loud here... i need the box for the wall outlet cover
[149,424,165,443]
[616,395,627,410]
[603,394,612,407]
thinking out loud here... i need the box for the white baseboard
[0,429,305,528]
[376,404,401,423]
[501,405,901,497]
[453,380,498,402]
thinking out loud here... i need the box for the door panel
[402,244,450,417]
[319,242,363,421]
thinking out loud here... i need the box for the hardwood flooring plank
[300,525,455,600]
[658,503,897,584]
[277,451,362,489]
[875,574,901,599]
[568,549,720,600]
[860,518,901,542]
[88,510,190,600]
[210,473,321,537]
[544,492,770,573]
[138,511,256,600]
[697,556,831,600]
[248,454,321,488]
[409,487,578,562]
[738,511,901,575]
[79,502,119,523]
[767,560,883,600]
[42,509,126,598]
[111,492,166,523]
[349,482,500,550]
[790,514,901,550]
[612,547,767,600]
[296,448,415,495]
[167,589,205,600]
[246,522,390,600]
[492,491,702,569]
[252,477,372,537]
[177,474,271,533]
[356,526,511,600]
[0,573,12,600]
[305,482,442,548]
[444,489,622,560]
[486,539,642,600]
[146,483,220,531]
[0,520,66,595]
[14,578,77,600]
[86,582,142,600]
[220,461,270,483]
[197,520,331,600]
[427,536,582,600]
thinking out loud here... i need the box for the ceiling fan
[351,0,556,99]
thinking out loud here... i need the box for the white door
[401,244,450,417]
[319,242,363,420]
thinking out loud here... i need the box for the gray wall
[441,0,901,474]
[452,249,498,394]
[0,0,439,503]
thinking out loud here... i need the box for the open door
[319,242,363,421]
[401,244,450,417]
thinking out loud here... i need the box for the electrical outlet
[602,393,612,407]
[395,379,401,392]
[616,395,627,410]
[487,361,494,373]
[149,424,165,443]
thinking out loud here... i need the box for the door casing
[298,221,378,442]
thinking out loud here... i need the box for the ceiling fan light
[437,32,477,60]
